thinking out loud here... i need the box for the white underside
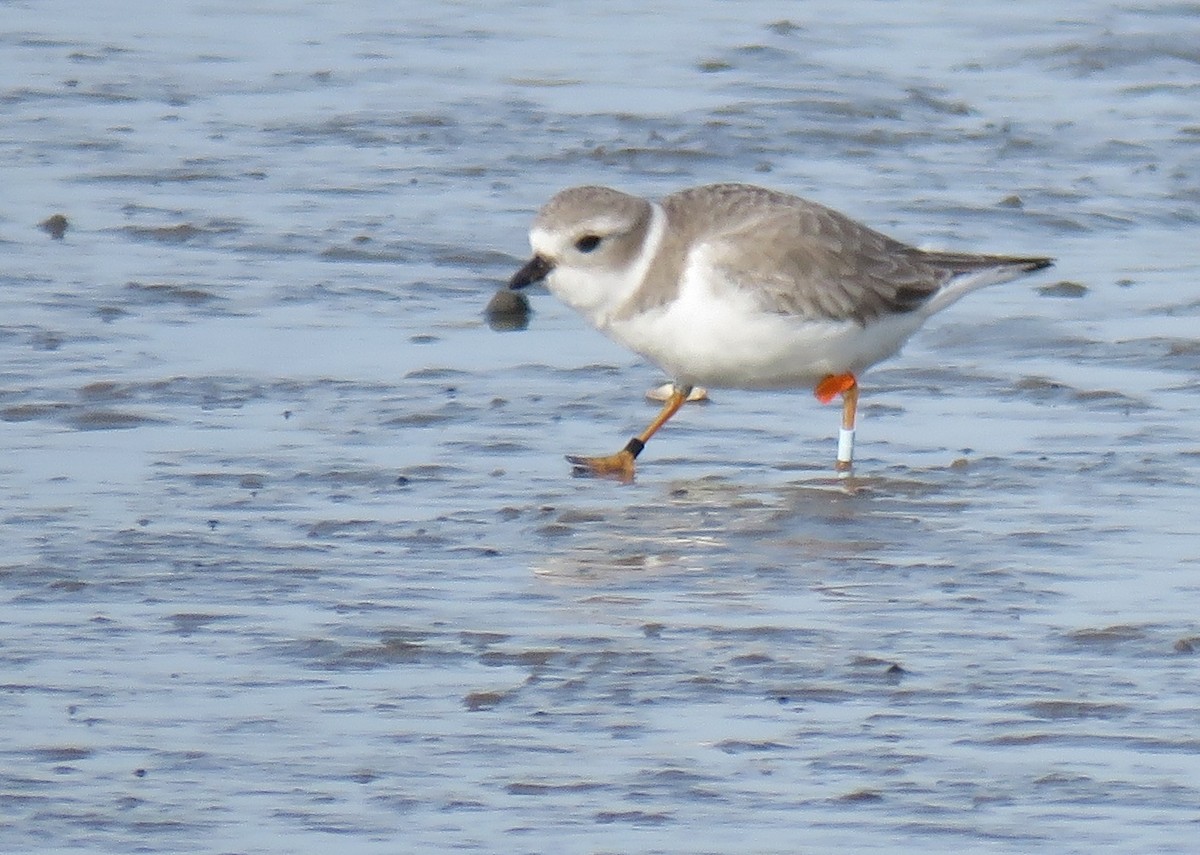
[605,287,926,389]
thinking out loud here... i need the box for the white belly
[603,282,926,390]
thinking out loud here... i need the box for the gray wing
[677,185,1046,325]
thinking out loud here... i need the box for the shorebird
[508,183,1053,481]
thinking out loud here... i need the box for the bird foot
[565,450,637,483]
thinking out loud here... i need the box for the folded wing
[687,188,1049,325]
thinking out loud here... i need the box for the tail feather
[919,253,1055,316]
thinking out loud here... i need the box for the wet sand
[3,1,1199,852]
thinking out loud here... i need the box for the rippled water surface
[3,1,1199,852]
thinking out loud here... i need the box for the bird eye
[574,235,601,253]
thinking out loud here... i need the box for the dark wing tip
[921,250,1056,276]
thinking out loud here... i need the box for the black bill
[508,254,553,290]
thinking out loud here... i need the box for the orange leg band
[814,372,858,405]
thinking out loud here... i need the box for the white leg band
[836,427,855,470]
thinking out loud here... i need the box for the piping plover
[508,183,1052,481]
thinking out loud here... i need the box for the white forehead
[528,226,560,255]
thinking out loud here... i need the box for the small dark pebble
[96,306,129,322]
[838,789,884,803]
[134,768,147,778]
[32,330,64,351]
[766,19,802,35]
[485,289,531,331]
[41,214,69,239]
[464,690,506,711]
[395,475,411,486]
[1173,637,1196,654]
[1037,280,1088,298]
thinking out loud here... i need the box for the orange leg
[567,384,692,482]
[814,373,859,475]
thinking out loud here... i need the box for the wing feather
[666,184,1049,326]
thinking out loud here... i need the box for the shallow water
[3,1,1199,852]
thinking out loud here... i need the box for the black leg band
[623,437,645,459]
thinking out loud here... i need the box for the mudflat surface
[3,2,1198,852]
